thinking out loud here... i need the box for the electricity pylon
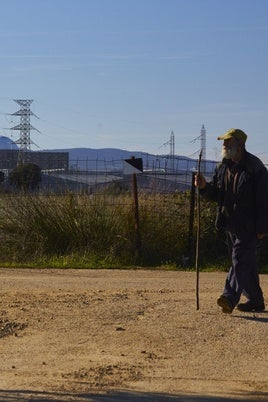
[10,99,40,165]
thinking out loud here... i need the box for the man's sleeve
[255,166,268,234]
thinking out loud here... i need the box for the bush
[9,163,41,192]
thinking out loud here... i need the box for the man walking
[195,128,267,313]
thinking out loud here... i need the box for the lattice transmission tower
[10,99,39,164]
[162,130,175,171]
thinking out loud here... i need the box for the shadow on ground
[232,311,268,323]
[0,390,267,402]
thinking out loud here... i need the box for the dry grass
[0,192,266,271]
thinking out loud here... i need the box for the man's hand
[257,234,267,239]
[195,173,207,190]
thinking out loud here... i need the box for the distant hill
[0,136,18,150]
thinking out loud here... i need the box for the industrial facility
[0,99,212,193]
[0,99,68,172]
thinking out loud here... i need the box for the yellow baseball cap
[217,128,247,143]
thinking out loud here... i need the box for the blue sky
[0,0,268,161]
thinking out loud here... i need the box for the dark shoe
[217,295,234,314]
[237,301,265,312]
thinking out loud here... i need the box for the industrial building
[0,149,68,171]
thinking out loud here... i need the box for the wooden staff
[195,150,202,310]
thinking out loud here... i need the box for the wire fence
[0,154,219,265]
[1,153,268,268]
[38,154,216,194]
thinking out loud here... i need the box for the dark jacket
[201,151,268,235]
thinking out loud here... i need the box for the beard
[221,145,238,160]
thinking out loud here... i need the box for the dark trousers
[223,232,264,307]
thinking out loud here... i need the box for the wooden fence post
[186,172,196,265]
[131,157,142,258]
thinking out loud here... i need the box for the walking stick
[195,150,202,310]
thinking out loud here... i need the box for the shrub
[9,163,41,192]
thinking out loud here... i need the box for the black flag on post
[123,158,143,175]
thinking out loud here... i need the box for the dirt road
[0,268,267,401]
